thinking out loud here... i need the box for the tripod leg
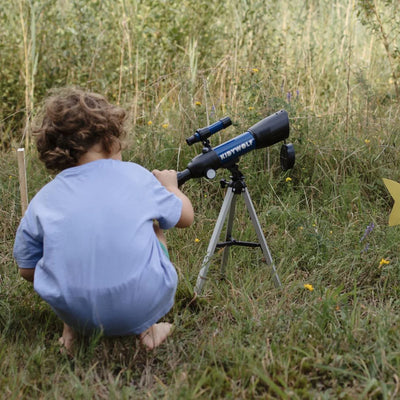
[242,188,282,287]
[220,193,237,275]
[194,189,235,295]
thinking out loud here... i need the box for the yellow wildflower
[147,120,153,125]
[252,68,259,73]
[195,101,202,106]
[304,284,314,291]
[285,177,292,182]
[195,238,200,243]
[248,107,254,111]
[379,258,390,267]
[364,139,371,145]
[162,123,169,129]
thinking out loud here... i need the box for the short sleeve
[13,211,43,269]
[150,178,183,230]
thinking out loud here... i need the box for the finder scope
[177,110,292,186]
[186,117,232,146]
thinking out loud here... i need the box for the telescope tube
[177,110,289,186]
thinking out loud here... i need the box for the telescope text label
[214,132,256,163]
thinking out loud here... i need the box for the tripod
[194,163,282,295]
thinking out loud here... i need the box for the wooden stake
[17,148,29,216]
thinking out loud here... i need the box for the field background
[1,0,400,398]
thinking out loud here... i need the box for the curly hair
[34,87,127,172]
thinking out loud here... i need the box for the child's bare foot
[139,322,173,350]
[58,323,75,355]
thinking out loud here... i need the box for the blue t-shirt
[13,159,182,336]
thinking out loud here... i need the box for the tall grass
[1,0,400,398]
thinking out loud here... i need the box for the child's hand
[152,169,178,190]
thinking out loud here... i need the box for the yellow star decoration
[382,178,400,226]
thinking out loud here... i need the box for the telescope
[177,110,294,186]
[179,110,295,295]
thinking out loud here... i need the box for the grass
[2,0,400,398]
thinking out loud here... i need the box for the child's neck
[78,143,122,165]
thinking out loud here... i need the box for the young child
[13,87,194,352]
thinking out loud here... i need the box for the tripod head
[177,110,295,186]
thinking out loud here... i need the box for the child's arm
[14,215,43,282]
[152,169,194,228]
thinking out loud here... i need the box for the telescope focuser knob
[205,169,216,180]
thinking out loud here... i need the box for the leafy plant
[356,0,400,98]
